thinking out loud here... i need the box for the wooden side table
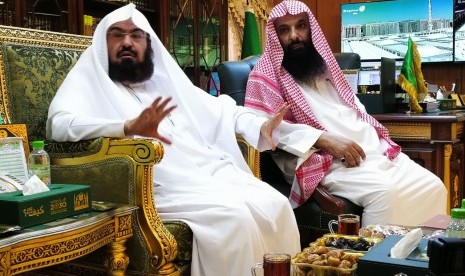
[0,204,137,275]
[374,111,465,212]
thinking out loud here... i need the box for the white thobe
[48,81,301,276]
[45,4,301,275]
[273,77,447,227]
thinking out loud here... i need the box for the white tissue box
[0,184,91,228]
[357,235,430,276]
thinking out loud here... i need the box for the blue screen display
[454,0,465,61]
[341,0,454,63]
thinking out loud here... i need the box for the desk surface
[374,110,465,122]
[0,204,137,275]
[373,110,465,212]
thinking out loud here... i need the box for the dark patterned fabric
[164,221,193,275]
[2,43,83,142]
[47,137,104,158]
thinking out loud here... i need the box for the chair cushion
[1,43,83,141]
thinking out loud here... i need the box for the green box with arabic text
[0,184,91,228]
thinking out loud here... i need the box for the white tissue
[390,228,423,259]
[22,175,50,196]
[436,89,444,100]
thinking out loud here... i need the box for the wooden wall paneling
[76,0,84,35]
[422,63,465,94]
[271,0,316,10]
[158,0,170,47]
[67,0,78,34]
[221,0,228,61]
[16,0,25,27]
[315,0,344,53]
[304,0,317,12]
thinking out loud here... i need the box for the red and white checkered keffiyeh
[245,0,401,208]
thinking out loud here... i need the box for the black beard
[281,40,326,82]
[108,42,154,83]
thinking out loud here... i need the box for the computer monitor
[356,57,397,113]
[358,68,381,86]
[381,57,396,93]
[357,60,402,89]
[341,0,454,63]
[380,57,397,112]
[454,0,465,61]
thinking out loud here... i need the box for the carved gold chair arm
[48,137,179,275]
[236,135,261,179]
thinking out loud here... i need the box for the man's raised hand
[260,103,290,151]
[124,96,177,144]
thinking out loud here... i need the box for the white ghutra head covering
[245,0,400,207]
[49,3,195,120]
[48,4,230,145]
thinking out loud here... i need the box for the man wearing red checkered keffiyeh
[245,0,447,226]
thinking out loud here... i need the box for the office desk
[374,111,465,212]
[0,204,137,275]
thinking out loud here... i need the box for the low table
[0,204,137,275]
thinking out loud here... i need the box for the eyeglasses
[107,30,147,42]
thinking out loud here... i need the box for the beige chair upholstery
[0,25,189,276]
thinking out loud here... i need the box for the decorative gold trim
[65,138,178,274]
[452,175,460,209]
[50,137,178,274]
[74,192,90,211]
[107,138,178,275]
[0,206,136,276]
[456,122,463,138]
[104,239,130,276]
[443,144,452,213]
[10,223,116,268]
[451,122,458,140]
[236,135,261,179]
[0,250,10,275]
[382,122,431,140]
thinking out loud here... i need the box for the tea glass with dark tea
[251,252,291,276]
[328,214,360,236]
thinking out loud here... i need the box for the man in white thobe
[245,0,447,227]
[46,4,302,275]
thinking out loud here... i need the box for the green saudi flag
[241,6,262,59]
[397,37,428,113]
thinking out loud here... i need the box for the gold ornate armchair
[0,26,192,275]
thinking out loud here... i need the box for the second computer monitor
[380,57,397,113]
